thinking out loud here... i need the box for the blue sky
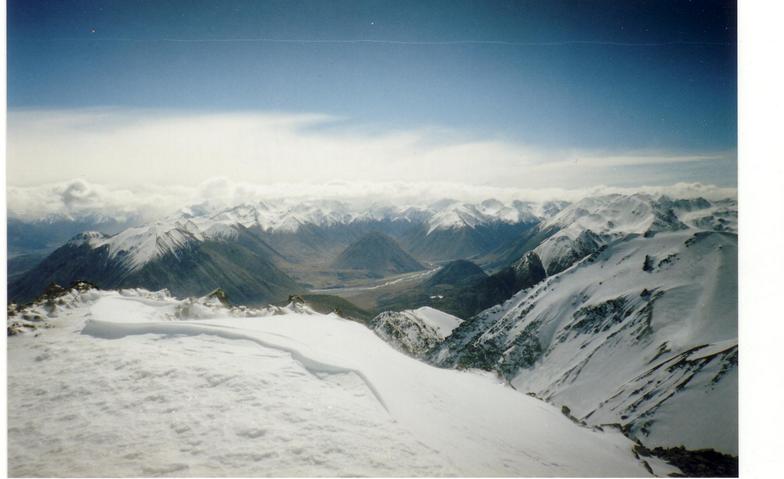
[7,0,737,189]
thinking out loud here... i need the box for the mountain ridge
[332,232,425,278]
[9,224,299,305]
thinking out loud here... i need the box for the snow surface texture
[7,288,664,477]
[433,229,738,455]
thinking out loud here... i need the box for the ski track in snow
[8,292,654,477]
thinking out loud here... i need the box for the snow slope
[432,229,737,455]
[425,200,539,234]
[7,287,663,477]
[412,306,464,336]
[529,194,726,275]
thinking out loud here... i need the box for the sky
[6,0,737,214]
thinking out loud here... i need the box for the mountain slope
[332,232,425,278]
[9,224,299,305]
[7,215,137,257]
[485,194,732,276]
[431,229,738,455]
[423,259,489,289]
[375,253,547,319]
[371,306,464,358]
[441,251,548,318]
[372,259,488,316]
[402,221,538,262]
[8,286,660,476]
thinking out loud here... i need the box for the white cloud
[7,108,736,190]
[5,108,737,220]
[6,177,737,222]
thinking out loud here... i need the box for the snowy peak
[426,204,486,233]
[56,193,733,279]
[59,196,554,272]
[175,198,545,236]
[534,228,605,276]
[70,221,204,271]
[512,251,547,282]
[206,204,260,228]
[675,198,737,233]
[67,231,110,246]
[426,199,539,234]
[543,194,678,237]
[531,194,726,275]
[65,214,254,272]
[541,193,725,238]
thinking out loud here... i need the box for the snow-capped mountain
[9,193,736,311]
[424,199,541,234]
[8,197,549,303]
[491,193,736,276]
[206,198,544,263]
[7,284,666,477]
[431,228,737,455]
[8,222,299,305]
[86,197,548,265]
[7,214,139,266]
[178,197,545,235]
[7,191,738,475]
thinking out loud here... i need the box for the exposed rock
[371,307,463,359]
[288,294,305,305]
[634,444,738,477]
[512,251,547,289]
[207,288,229,305]
[643,255,654,272]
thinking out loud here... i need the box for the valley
[6,192,739,476]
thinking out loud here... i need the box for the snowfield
[6,289,669,477]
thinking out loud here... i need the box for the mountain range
[9,194,736,306]
[358,194,738,459]
[430,228,737,455]
[8,197,548,303]
[7,191,739,472]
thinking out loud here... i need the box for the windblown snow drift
[7,286,674,477]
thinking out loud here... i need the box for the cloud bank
[7,177,737,222]
[7,108,736,191]
[6,108,736,221]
